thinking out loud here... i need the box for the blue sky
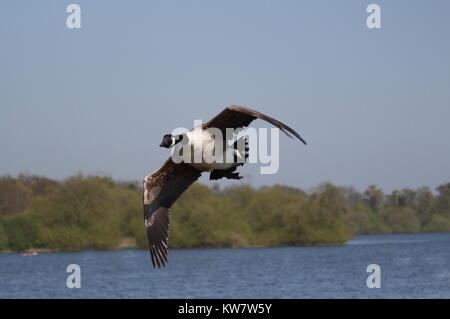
[1,1,449,192]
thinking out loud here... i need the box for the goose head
[160,134,184,148]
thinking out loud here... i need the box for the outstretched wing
[204,105,307,144]
[143,159,202,268]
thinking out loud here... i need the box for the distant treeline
[0,174,450,252]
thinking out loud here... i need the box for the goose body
[143,105,306,268]
[182,128,244,172]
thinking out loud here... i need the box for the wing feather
[204,105,307,144]
[143,159,201,268]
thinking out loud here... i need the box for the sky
[1,0,449,192]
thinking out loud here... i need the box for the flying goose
[143,105,306,268]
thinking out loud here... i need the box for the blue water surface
[1,233,449,298]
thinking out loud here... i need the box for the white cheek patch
[171,136,176,146]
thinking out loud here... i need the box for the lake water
[1,233,449,298]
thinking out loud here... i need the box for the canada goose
[143,105,306,268]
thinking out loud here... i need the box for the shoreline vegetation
[1,174,450,253]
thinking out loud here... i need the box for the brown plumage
[143,161,201,268]
[143,105,306,268]
[204,105,307,144]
